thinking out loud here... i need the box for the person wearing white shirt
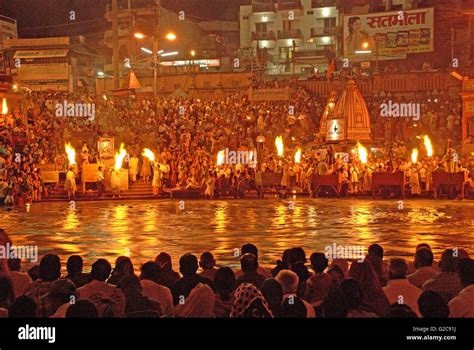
[139,262,173,316]
[448,259,474,318]
[8,258,32,299]
[407,248,437,289]
[383,258,422,317]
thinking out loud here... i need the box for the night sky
[0,0,247,38]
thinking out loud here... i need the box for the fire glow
[114,143,127,171]
[65,143,76,165]
[1,98,7,115]
[294,147,302,163]
[356,142,368,164]
[423,135,433,157]
[142,148,155,162]
[217,150,225,166]
[411,148,419,163]
[275,136,284,157]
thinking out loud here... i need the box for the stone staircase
[41,181,169,202]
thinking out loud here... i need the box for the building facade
[2,37,102,92]
[0,15,18,73]
[239,0,339,76]
[103,0,240,80]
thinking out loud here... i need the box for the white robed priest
[152,162,162,196]
[65,166,77,200]
[129,154,139,183]
[110,168,121,198]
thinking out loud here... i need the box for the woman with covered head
[349,260,389,317]
[229,283,273,318]
[172,283,215,318]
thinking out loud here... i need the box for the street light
[133,31,177,98]
[165,32,176,41]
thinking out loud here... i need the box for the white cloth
[10,271,32,298]
[110,170,121,189]
[407,266,438,289]
[77,280,125,316]
[448,285,474,317]
[172,283,215,317]
[383,279,422,316]
[140,280,173,315]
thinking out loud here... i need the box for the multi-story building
[103,0,240,79]
[239,0,339,76]
[0,15,18,73]
[2,36,102,92]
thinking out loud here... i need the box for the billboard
[343,8,434,61]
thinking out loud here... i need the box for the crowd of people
[0,229,472,318]
[0,82,471,203]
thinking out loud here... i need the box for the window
[324,17,336,27]
[279,47,292,60]
[307,10,314,15]
[255,22,267,33]
[282,20,292,31]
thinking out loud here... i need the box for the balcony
[311,0,336,8]
[277,0,303,12]
[310,27,338,37]
[277,29,302,40]
[251,31,276,41]
[294,49,327,59]
[252,0,276,13]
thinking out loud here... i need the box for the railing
[296,71,459,97]
[252,0,276,13]
[251,31,276,41]
[277,0,302,11]
[310,27,338,37]
[277,29,302,40]
[311,0,337,8]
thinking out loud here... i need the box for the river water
[1,199,473,272]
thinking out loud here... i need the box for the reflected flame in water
[275,204,287,226]
[214,203,227,232]
[351,206,372,241]
[63,208,79,231]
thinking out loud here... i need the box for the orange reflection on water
[63,208,79,231]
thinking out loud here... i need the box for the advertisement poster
[343,8,434,60]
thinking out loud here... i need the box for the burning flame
[114,143,127,171]
[217,150,225,166]
[275,136,284,157]
[423,135,433,157]
[65,143,76,165]
[1,98,7,115]
[356,142,368,164]
[411,148,419,163]
[142,148,155,162]
[294,147,302,163]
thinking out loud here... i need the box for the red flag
[326,59,335,80]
